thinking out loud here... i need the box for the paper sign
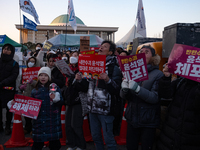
[10,94,42,120]
[43,40,53,52]
[54,57,74,76]
[117,53,148,82]
[22,67,40,84]
[168,44,200,82]
[80,36,90,52]
[78,54,106,79]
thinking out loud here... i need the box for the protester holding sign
[31,67,63,150]
[157,45,200,150]
[76,40,123,150]
[19,56,40,134]
[120,45,163,150]
[0,44,19,135]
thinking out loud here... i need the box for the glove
[129,80,140,93]
[52,92,61,103]
[121,80,129,92]
[19,84,27,90]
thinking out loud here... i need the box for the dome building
[15,14,118,44]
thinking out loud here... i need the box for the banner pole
[19,6,24,51]
[65,14,67,51]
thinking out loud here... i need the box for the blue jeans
[89,113,117,150]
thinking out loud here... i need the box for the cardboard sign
[22,67,40,84]
[80,36,90,52]
[42,40,53,52]
[10,94,42,120]
[117,53,148,82]
[54,57,74,76]
[78,54,106,79]
[168,44,200,82]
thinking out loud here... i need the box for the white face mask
[28,62,34,68]
[70,57,78,64]
[62,57,68,61]
[36,47,41,50]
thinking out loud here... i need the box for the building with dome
[15,14,118,44]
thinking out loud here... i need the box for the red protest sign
[117,53,148,82]
[9,94,42,120]
[22,67,40,84]
[168,44,200,82]
[80,50,95,55]
[78,54,106,79]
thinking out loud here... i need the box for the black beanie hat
[140,45,156,57]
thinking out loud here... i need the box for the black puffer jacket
[157,76,200,150]
[120,54,163,128]
[51,67,65,89]
[0,47,19,108]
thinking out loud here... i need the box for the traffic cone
[0,145,4,150]
[114,103,128,145]
[60,105,66,145]
[83,115,93,142]
[4,114,31,148]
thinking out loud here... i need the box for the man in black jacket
[0,43,19,135]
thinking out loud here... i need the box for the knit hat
[140,45,156,57]
[38,67,51,80]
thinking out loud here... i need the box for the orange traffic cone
[115,103,128,145]
[4,114,31,148]
[83,115,93,142]
[60,105,66,145]
[0,145,4,150]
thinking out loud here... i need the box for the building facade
[15,14,118,44]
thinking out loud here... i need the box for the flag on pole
[67,0,77,32]
[19,0,40,24]
[136,0,146,37]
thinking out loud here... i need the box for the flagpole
[19,5,23,51]
[65,14,68,51]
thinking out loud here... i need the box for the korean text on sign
[168,44,200,82]
[9,94,42,120]
[78,54,106,79]
[117,53,148,82]
[22,67,40,84]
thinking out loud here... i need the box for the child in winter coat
[31,67,63,150]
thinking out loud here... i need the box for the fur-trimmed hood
[149,54,161,66]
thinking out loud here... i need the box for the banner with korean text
[78,54,106,79]
[9,94,42,119]
[168,44,200,82]
[22,67,40,84]
[117,53,148,82]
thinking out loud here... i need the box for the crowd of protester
[0,40,200,150]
